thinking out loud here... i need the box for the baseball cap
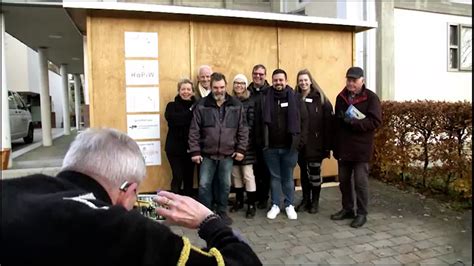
[346,67,364,79]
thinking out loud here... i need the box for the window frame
[447,23,472,72]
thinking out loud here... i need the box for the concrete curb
[11,131,66,159]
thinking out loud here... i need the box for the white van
[8,91,34,143]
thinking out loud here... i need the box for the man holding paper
[331,66,382,228]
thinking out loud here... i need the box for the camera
[134,194,166,221]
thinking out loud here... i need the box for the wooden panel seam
[86,15,95,127]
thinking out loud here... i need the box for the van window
[13,93,26,109]
[8,95,17,110]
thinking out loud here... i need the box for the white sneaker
[266,205,280,219]
[285,205,298,220]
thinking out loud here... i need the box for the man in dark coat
[247,64,272,210]
[188,72,249,225]
[255,68,308,220]
[331,66,382,228]
[1,128,261,266]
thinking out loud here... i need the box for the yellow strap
[177,237,191,266]
[178,236,225,266]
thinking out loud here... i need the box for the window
[448,23,472,71]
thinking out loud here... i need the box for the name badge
[305,98,313,103]
[280,102,289,107]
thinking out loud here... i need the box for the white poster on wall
[127,114,160,139]
[126,87,160,113]
[137,141,161,166]
[124,32,158,58]
[125,60,159,86]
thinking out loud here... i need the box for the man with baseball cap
[331,66,382,228]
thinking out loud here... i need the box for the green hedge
[372,100,472,200]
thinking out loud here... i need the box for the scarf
[198,83,210,98]
[263,86,299,134]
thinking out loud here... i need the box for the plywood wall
[87,14,353,192]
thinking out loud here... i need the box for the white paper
[126,87,160,113]
[124,32,158,58]
[125,60,159,86]
[127,114,160,139]
[137,141,161,166]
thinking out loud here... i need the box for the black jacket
[334,85,382,162]
[165,95,195,156]
[1,171,262,266]
[254,86,308,151]
[300,90,334,162]
[234,94,257,165]
[188,94,248,160]
[248,81,269,149]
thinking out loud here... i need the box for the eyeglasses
[234,82,246,85]
[252,72,265,76]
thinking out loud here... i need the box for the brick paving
[171,178,472,265]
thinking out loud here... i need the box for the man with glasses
[247,64,272,210]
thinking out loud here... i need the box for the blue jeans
[199,157,233,213]
[263,148,298,208]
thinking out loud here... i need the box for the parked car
[8,90,34,143]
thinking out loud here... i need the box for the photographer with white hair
[1,128,261,265]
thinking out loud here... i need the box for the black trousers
[254,150,271,203]
[168,155,195,197]
[297,155,322,200]
[338,161,369,215]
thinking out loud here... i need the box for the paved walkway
[171,179,472,265]
[2,131,472,265]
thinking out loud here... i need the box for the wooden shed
[66,2,376,193]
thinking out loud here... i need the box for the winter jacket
[164,95,195,156]
[188,94,249,160]
[300,90,334,162]
[248,81,270,149]
[334,85,382,162]
[247,81,270,95]
[1,171,262,266]
[254,85,308,151]
[234,93,257,165]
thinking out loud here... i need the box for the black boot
[295,187,310,212]
[246,191,256,218]
[230,188,244,212]
[308,185,321,214]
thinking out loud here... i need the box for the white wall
[5,32,65,127]
[5,33,29,92]
[394,8,472,102]
[49,71,63,128]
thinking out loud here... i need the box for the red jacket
[334,85,382,162]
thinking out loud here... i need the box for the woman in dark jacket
[229,74,257,218]
[165,78,196,196]
[294,69,334,213]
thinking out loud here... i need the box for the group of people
[2,64,381,265]
[164,64,382,229]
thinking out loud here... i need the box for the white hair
[62,128,146,186]
[197,65,212,75]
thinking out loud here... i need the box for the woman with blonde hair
[229,74,257,218]
[294,69,334,213]
[165,78,196,197]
